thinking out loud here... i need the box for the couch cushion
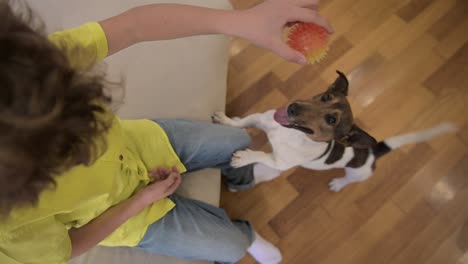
[177,169,221,207]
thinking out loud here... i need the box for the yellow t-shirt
[0,22,186,264]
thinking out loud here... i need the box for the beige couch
[29,0,232,263]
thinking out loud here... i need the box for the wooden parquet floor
[220,0,468,263]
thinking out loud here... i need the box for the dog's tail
[373,123,458,159]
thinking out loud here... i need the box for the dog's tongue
[274,108,291,126]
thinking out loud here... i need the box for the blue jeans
[136,120,255,263]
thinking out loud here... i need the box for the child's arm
[99,1,332,64]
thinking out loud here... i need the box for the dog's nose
[288,103,299,117]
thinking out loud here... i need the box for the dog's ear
[339,125,377,148]
[328,70,349,96]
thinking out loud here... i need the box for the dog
[212,71,457,192]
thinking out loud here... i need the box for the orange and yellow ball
[286,23,330,64]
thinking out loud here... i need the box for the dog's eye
[321,94,333,102]
[325,114,337,125]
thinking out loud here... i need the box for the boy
[0,1,332,263]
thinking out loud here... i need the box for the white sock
[247,232,282,264]
[253,164,281,184]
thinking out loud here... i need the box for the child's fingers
[164,172,181,195]
[149,167,171,180]
[159,172,177,188]
[158,167,171,176]
[157,167,168,174]
[272,40,308,65]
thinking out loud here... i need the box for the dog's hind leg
[329,167,373,192]
[212,112,262,129]
[254,163,282,184]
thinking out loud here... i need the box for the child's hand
[236,0,333,64]
[135,167,181,205]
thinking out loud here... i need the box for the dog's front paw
[231,149,256,168]
[329,178,349,192]
[211,111,231,125]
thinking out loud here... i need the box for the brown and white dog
[212,71,457,191]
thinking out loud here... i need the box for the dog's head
[274,71,377,148]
